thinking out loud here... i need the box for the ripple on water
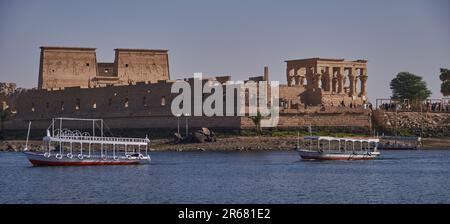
[0,150,449,203]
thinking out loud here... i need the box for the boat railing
[53,135,150,143]
[50,128,149,144]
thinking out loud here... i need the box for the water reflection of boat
[297,136,380,160]
[377,136,421,150]
[23,118,151,166]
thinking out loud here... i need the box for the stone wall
[12,81,176,121]
[321,93,365,107]
[4,79,243,130]
[279,85,306,109]
[4,77,373,132]
[3,115,242,131]
[372,110,450,137]
[240,112,371,129]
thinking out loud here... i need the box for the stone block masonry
[38,47,169,90]
[2,46,375,132]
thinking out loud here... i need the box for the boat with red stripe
[23,118,151,166]
[297,136,380,161]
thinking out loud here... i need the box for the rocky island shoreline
[1,136,449,152]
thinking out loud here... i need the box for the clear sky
[0,0,449,100]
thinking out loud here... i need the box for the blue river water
[0,150,449,204]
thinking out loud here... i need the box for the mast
[24,121,31,151]
[420,100,423,139]
[394,101,398,147]
[101,119,103,137]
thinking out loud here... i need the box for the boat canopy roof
[45,135,150,146]
[44,117,149,146]
[304,136,380,143]
[53,117,103,121]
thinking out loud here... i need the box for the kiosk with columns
[285,58,368,106]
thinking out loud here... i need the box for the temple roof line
[285,58,367,63]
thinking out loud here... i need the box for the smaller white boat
[378,136,421,150]
[297,136,380,161]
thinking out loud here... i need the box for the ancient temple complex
[1,47,372,131]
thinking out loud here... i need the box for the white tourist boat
[23,118,151,166]
[297,136,380,160]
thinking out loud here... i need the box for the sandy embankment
[0,137,299,152]
[1,136,449,152]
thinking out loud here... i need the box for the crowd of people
[379,102,410,111]
[307,101,373,112]
[281,99,449,113]
[378,101,450,112]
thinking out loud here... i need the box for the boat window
[61,101,64,111]
[160,96,166,106]
[124,98,129,108]
[143,96,147,107]
[75,98,80,111]
[92,100,97,109]
[31,103,35,112]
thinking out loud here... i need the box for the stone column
[306,67,313,89]
[332,77,337,93]
[353,68,359,95]
[325,67,333,92]
[359,69,368,96]
[315,73,322,89]
[287,68,293,86]
[337,67,344,94]
[348,68,356,97]
[263,66,269,81]
[294,76,301,86]
[286,68,290,86]
[292,68,297,85]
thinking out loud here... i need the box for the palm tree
[249,111,262,135]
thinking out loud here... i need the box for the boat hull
[298,150,380,161]
[24,151,150,166]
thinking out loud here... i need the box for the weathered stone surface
[38,47,169,90]
[373,110,450,137]
[5,48,376,131]
[284,58,368,106]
